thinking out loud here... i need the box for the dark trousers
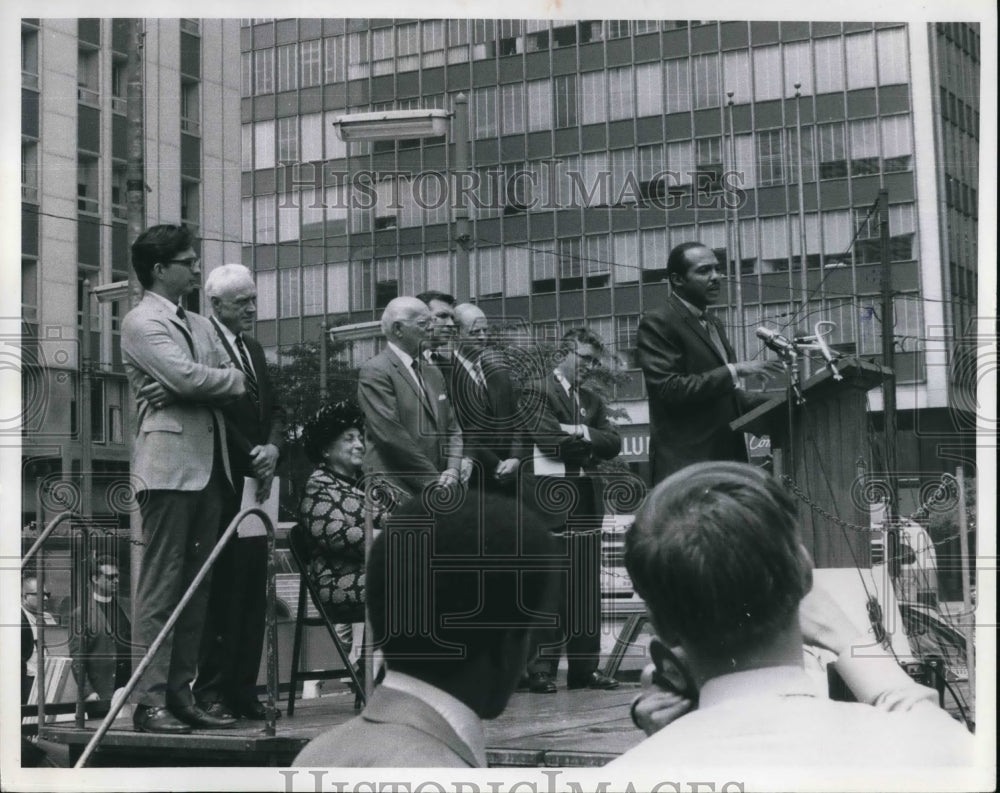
[133,459,226,709]
[526,526,603,681]
[193,483,268,707]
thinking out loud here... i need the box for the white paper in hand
[238,476,280,538]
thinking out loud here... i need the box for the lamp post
[332,96,472,302]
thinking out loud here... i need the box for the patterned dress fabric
[297,465,388,611]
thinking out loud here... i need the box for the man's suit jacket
[520,373,621,528]
[122,294,245,491]
[293,686,479,767]
[637,293,767,484]
[68,597,132,702]
[209,318,285,484]
[357,348,463,498]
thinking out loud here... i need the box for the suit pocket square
[438,393,447,400]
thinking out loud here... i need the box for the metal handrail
[73,506,279,768]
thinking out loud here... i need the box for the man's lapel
[210,316,241,368]
[388,352,435,420]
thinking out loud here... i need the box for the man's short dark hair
[624,461,809,657]
[666,242,709,284]
[560,326,605,354]
[416,290,456,307]
[367,491,558,686]
[131,224,194,289]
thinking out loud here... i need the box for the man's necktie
[235,334,259,402]
[410,359,430,406]
[701,316,730,363]
[175,304,190,328]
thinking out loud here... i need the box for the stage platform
[41,677,645,768]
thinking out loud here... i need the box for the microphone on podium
[755,326,796,356]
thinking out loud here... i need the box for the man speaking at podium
[636,242,782,484]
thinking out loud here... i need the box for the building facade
[20,18,243,528]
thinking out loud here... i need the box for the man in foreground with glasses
[608,461,974,779]
[122,224,246,733]
[69,555,132,718]
[519,327,622,693]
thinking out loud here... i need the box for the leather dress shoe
[133,705,191,734]
[171,702,237,729]
[567,671,620,690]
[231,698,279,721]
[523,671,557,694]
[201,701,237,721]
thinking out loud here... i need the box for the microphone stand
[779,347,803,477]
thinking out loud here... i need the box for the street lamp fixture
[332,109,450,142]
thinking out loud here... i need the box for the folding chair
[287,524,367,716]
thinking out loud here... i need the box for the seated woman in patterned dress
[298,400,391,622]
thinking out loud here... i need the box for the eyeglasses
[166,256,200,269]
[576,352,601,367]
[25,590,51,598]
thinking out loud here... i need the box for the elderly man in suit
[293,491,559,767]
[520,327,622,693]
[121,224,245,734]
[357,296,463,502]
[192,264,285,721]
[636,242,781,485]
[69,555,132,718]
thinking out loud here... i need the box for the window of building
[640,228,669,283]
[22,27,39,88]
[181,80,200,135]
[500,84,525,136]
[664,58,692,113]
[845,33,876,90]
[254,195,275,244]
[505,246,530,296]
[324,36,344,83]
[553,75,578,128]
[374,259,398,310]
[608,66,635,121]
[667,140,694,185]
[558,237,584,290]
[817,122,847,178]
[78,48,100,104]
[395,23,419,71]
[759,215,790,272]
[346,31,369,79]
[22,257,38,322]
[757,130,785,187]
[301,186,324,237]
[277,116,298,164]
[425,252,451,294]
[615,314,639,365]
[612,231,639,284]
[373,180,398,230]
[254,48,274,94]
[301,265,324,315]
[278,191,299,242]
[279,268,300,317]
[876,28,908,85]
[241,51,253,97]
[276,43,298,92]
[635,63,663,117]
[786,125,816,183]
[446,19,471,63]
[471,19,497,60]
[848,119,879,174]
[110,163,126,218]
[692,53,720,109]
[783,41,813,98]
[77,156,99,213]
[368,27,394,76]
[325,183,348,234]
[477,247,503,298]
[752,45,782,101]
[180,180,200,231]
[395,255,422,297]
[21,141,38,203]
[300,39,321,87]
[110,59,127,113]
[583,235,611,287]
[814,37,844,94]
[253,119,275,170]
[636,143,666,201]
[473,86,498,138]
[531,241,557,293]
[580,71,607,125]
[606,20,631,40]
[575,152,610,207]
[722,50,751,104]
[527,79,553,132]
[326,262,349,313]
[241,197,253,244]
[881,115,912,172]
[695,136,724,193]
[422,20,445,67]
[733,133,756,189]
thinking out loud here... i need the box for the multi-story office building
[253,19,975,506]
[20,18,243,528]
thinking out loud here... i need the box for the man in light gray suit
[357,296,464,502]
[121,224,245,734]
[294,491,559,767]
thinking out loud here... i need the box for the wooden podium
[731,358,888,569]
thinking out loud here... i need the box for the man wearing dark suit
[447,303,524,491]
[357,296,463,502]
[636,242,781,485]
[192,264,284,721]
[520,328,622,693]
[293,492,559,767]
[121,224,245,734]
[69,556,132,717]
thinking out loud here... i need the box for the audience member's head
[367,491,559,719]
[131,224,197,289]
[556,327,604,387]
[454,303,489,353]
[417,290,457,351]
[625,462,811,663]
[21,574,50,617]
[301,400,366,478]
[205,263,257,334]
[380,297,432,357]
[90,554,121,599]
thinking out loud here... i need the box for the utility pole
[126,18,145,602]
[878,188,898,520]
[452,93,471,302]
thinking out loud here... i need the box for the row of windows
[939,87,979,140]
[242,27,909,105]
[936,22,980,62]
[246,204,918,320]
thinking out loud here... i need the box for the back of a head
[625,462,808,658]
[366,490,558,686]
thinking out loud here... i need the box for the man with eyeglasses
[121,224,246,734]
[69,555,132,717]
[518,327,622,693]
[21,574,57,704]
[357,296,464,503]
